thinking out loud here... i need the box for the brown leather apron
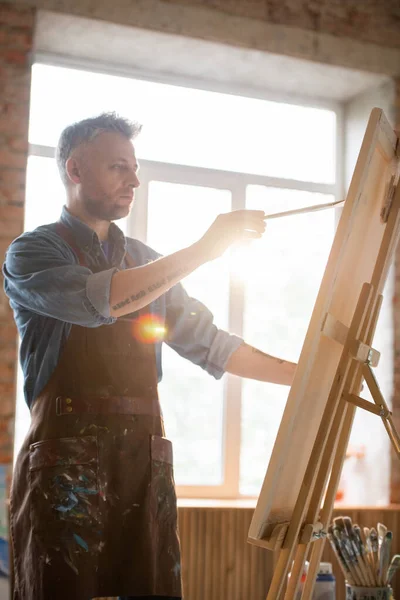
[10,226,182,599]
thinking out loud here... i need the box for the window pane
[30,63,336,183]
[239,186,335,495]
[146,181,231,485]
[25,156,66,230]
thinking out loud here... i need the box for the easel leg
[285,397,352,600]
[301,295,383,599]
[286,377,359,600]
[303,403,356,597]
[266,284,374,600]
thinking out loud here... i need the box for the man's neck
[66,204,110,242]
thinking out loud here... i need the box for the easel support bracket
[247,523,290,552]
[321,313,380,367]
[299,521,326,544]
[343,362,400,456]
[344,392,391,418]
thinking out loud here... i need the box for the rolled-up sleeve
[2,232,117,327]
[165,282,243,379]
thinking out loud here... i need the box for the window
[240,187,335,495]
[147,181,231,486]
[17,60,390,504]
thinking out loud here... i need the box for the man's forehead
[85,130,136,160]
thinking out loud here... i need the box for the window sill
[177,498,257,509]
[177,499,400,510]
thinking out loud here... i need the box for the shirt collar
[60,205,127,254]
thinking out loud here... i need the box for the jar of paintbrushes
[327,516,398,600]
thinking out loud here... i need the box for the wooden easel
[247,125,400,600]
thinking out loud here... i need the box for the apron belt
[32,395,161,417]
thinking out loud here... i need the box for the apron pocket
[150,435,177,523]
[29,435,98,471]
[29,436,101,557]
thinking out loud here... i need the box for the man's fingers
[225,212,266,233]
[232,209,265,219]
[239,218,266,235]
[225,210,265,225]
[238,230,263,241]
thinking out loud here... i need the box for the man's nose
[128,172,140,189]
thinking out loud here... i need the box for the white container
[313,562,335,600]
[345,585,393,600]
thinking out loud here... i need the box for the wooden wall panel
[94,505,400,600]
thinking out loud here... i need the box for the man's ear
[65,157,81,185]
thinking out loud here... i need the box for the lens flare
[131,313,166,344]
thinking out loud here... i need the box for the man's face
[69,131,140,221]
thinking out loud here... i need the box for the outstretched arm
[225,342,296,386]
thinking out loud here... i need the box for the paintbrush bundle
[328,517,399,593]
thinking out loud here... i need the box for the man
[3,113,296,600]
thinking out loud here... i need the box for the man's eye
[112,164,126,170]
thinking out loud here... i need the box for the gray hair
[55,112,142,186]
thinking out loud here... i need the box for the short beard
[83,194,126,221]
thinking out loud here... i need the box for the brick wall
[163,0,400,49]
[0,1,34,467]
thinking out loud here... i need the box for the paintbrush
[379,531,392,586]
[263,199,344,221]
[354,524,375,587]
[336,517,367,586]
[386,554,400,585]
[332,521,363,586]
[377,521,387,583]
[327,525,355,585]
[365,527,379,585]
[363,526,377,584]
[377,522,387,555]
[370,527,380,584]
[342,516,369,587]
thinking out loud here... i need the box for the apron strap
[56,221,137,269]
[55,221,87,267]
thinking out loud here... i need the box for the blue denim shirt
[3,206,243,408]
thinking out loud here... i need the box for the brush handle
[354,527,375,587]
[263,199,344,220]
[386,555,400,585]
[333,519,363,585]
[341,517,369,587]
[327,532,354,585]
[370,528,380,585]
[349,538,370,586]
[379,533,392,586]
[337,534,363,586]
[363,528,379,585]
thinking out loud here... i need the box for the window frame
[24,57,344,499]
